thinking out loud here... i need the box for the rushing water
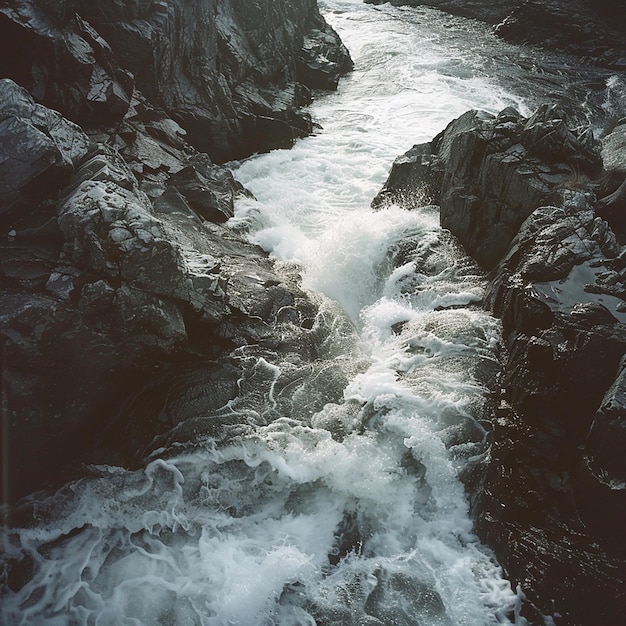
[2,1,623,625]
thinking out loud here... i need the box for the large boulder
[0,79,91,223]
[478,189,626,623]
[0,0,133,126]
[375,105,601,270]
[0,0,354,502]
[73,0,353,161]
[0,0,352,162]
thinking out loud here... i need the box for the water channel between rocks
[2,0,621,624]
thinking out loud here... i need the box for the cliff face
[0,0,352,162]
[0,0,352,503]
[375,108,626,623]
[76,0,352,160]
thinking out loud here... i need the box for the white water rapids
[4,1,622,624]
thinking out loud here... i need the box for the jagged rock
[167,153,249,223]
[375,105,602,270]
[372,143,442,209]
[297,24,355,90]
[375,104,626,622]
[479,166,626,622]
[0,0,133,126]
[0,0,351,162]
[0,85,328,501]
[0,79,91,221]
[71,0,352,161]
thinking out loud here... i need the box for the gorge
[1,1,626,625]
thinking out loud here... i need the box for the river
[1,1,620,624]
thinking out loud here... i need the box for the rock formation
[0,0,352,503]
[0,0,352,162]
[374,106,626,624]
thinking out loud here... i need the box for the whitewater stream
[2,1,623,624]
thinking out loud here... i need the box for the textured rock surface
[364,0,626,70]
[375,107,626,623]
[0,0,134,126]
[0,0,351,162]
[75,0,353,161]
[0,1,351,503]
[375,105,602,270]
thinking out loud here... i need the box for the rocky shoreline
[365,0,626,71]
[2,1,626,624]
[0,0,352,503]
[374,103,626,623]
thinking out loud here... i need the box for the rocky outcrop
[0,0,134,126]
[364,0,626,70]
[1,77,326,501]
[0,0,352,503]
[375,107,626,623]
[374,105,602,270]
[0,0,352,163]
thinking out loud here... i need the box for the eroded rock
[0,92,326,502]
[375,105,626,623]
[375,105,602,270]
[0,0,133,126]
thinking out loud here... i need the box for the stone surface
[0,0,134,126]
[73,0,353,161]
[0,0,351,162]
[375,105,602,270]
[0,0,352,503]
[375,106,626,623]
[0,79,91,221]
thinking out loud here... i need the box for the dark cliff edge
[374,104,626,623]
[0,0,352,504]
[0,0,353,163]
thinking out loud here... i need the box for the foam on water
[2,1,582,624]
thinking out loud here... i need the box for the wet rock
[0,79,91,220]
[167,153,249,224]
[72,0,352,161]
[1,79,330,502]
[376,105,601,270]
[371,143,442,209]
[376,104,626,622]
[297,23,355,90]
[0,0,133,126]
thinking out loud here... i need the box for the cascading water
[2,1,619,624]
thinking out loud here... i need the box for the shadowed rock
[0,0,351,500]
[0,0,133,126]
[374,105,626,623]
[375,105,602,270]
